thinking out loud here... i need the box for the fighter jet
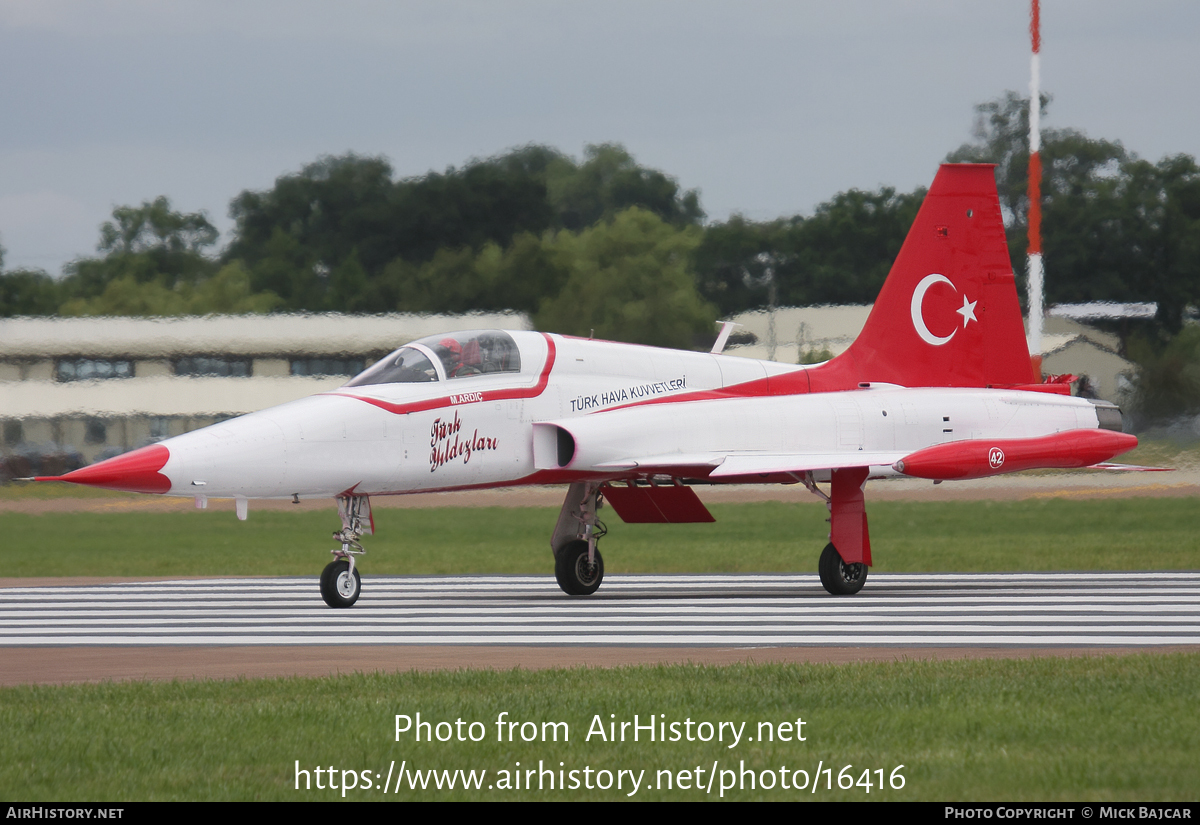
[37,165,1139,607]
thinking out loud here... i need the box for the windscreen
[343,347,437,387]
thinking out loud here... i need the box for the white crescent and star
[910,273,977,347]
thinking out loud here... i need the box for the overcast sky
[2,0,1198,274]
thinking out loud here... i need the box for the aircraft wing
[534,420,904,478]
[708,452,908,478]
[590,451,906,477]
[590,451,905,526]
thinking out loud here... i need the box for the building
[721,305,872,364]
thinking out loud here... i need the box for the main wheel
[555,540,604,596]
[818,542,867,595]
[320,559,361,608]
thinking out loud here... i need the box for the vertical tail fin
[811,164,1034,389]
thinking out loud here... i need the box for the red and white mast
[1027,0,1044,376]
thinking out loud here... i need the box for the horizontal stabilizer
[1088,462,1172,472]
[602,482,715,523]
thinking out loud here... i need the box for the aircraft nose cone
[37,443,172,494]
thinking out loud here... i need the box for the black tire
[818,542,867,596]
[320,559,361,608]
[555,540,604,596]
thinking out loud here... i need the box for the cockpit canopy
[344,330,522,387]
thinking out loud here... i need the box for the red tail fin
[811,164,1034,389]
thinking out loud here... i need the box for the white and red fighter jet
[38,165,1139,607]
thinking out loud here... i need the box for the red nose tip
[37,443,172,494]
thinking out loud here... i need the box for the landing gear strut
[551,482,607,595]
[320,494,372,608]
[803,468,872,596]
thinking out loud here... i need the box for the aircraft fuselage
[150,331,1108,500]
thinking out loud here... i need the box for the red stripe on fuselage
[326,333,557,416]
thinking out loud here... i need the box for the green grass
[2,498,1198,578]
[1,654,1196,801]
[0,480,130,500]
[4,467,1198,803]
[1119,437,1200,470]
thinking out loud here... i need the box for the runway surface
[3,571,1199,648]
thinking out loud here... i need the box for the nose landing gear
[320,493,372,608]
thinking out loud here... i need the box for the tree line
[2,95,1199,416]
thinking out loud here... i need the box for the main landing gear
[320,494,372,608]
[551,482,607,595]
[803,468,872,596]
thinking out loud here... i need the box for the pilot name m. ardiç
[430,411,497,473]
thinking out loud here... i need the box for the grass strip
[1,653,1196,801]
[2,498,1198,578]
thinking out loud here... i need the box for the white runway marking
[2,572,1198,647]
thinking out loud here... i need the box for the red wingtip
[37,443,172,494]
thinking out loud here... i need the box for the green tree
[59,197,220,304]
[0,233,64,317]
[694,187,923,315]
[226,145,705,313]
[0,269,61,317]
[59,275,188,316]
[1110,155,1200,334]
[381,246,482,314]
[1126,326,1200,423]
[943,92,1200,332]
[786,186,924,306]
[474,231,573,313]
[188,262,280,314]
[227,154,406,283]
[546,143,704,231]
[692,215,787,316]
[99,195,218,255]
[239,229,321,310]
[327,250,371,313]
[535,208,715,348]
[377,231,572,316]
[59,261,279,317]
